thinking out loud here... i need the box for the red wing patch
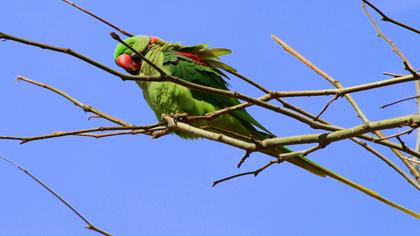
[175,51,208,65]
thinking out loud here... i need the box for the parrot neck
[137,44,166,89]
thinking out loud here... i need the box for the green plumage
[113,36,419,218]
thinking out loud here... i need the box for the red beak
[116,54,140,73]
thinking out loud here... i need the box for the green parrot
[114,35,419,218]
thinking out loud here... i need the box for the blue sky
[1,0,419,235]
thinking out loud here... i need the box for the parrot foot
[161,113,189,124]
[160,113,189,133]
[249,135,263,147]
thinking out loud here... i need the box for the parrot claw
[161,113,189,124]
[249,135,263,147]
[161,113,190,134]
[172,113,189,122]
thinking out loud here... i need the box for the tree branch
[362,0,420,34]
[362,1,417,74]
[62,0,134,37]
[0,155,112,236]
[17,76,131,127]
[0,125,162,143]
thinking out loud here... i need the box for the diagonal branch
[362,0,420,34]
[362,1,417,74]
[380,95,420,109]
[0,155,112,236]
[62,0,134,37]
[17,76,131,127]
[314,95,340,121]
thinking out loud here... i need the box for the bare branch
[62,0,134,37]
[214,145,329,186]
[362,1,417,74]
[401,156,420,165]
[237,151,252,168]
[77,127,166,139]
[362,0,420,34]
[0,155,112,236]
[17,76,131,127]
[376,128,416,141]
[260,115,420,149]
[383,72,405,78]
[0,32,161,83]
[314,95,340,121]
[0,125,162,143]
[350,138,419,188]
[381,95,420,109]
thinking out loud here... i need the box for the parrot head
[114,35,160,74]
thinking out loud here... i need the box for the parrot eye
[130,53,141,62]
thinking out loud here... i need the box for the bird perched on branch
[114,35,419,218]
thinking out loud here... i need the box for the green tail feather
[278,146,420,218]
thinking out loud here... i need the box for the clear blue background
[1,0,419,235]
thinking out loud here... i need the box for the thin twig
[237,151,252,168]
[0,155,112,236]
[17,76,131,127]
[362,0,420,34]
[110,32,167,75]
[77,127,166,138]
[314,95,340,121]
[401,156,420,165]
[213,160,279,186]
[214,145,323,186]
[383,72,405,78]
[0,125,162,143]
[212,171,255,187]
[396,136,407,150]
[351,138,419,188]
[0,32,161,82]
[362,1,417,74]
[380,95,420,109]
[279,145,324,161]
[375,128,416,141]
[62,0,133,37]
